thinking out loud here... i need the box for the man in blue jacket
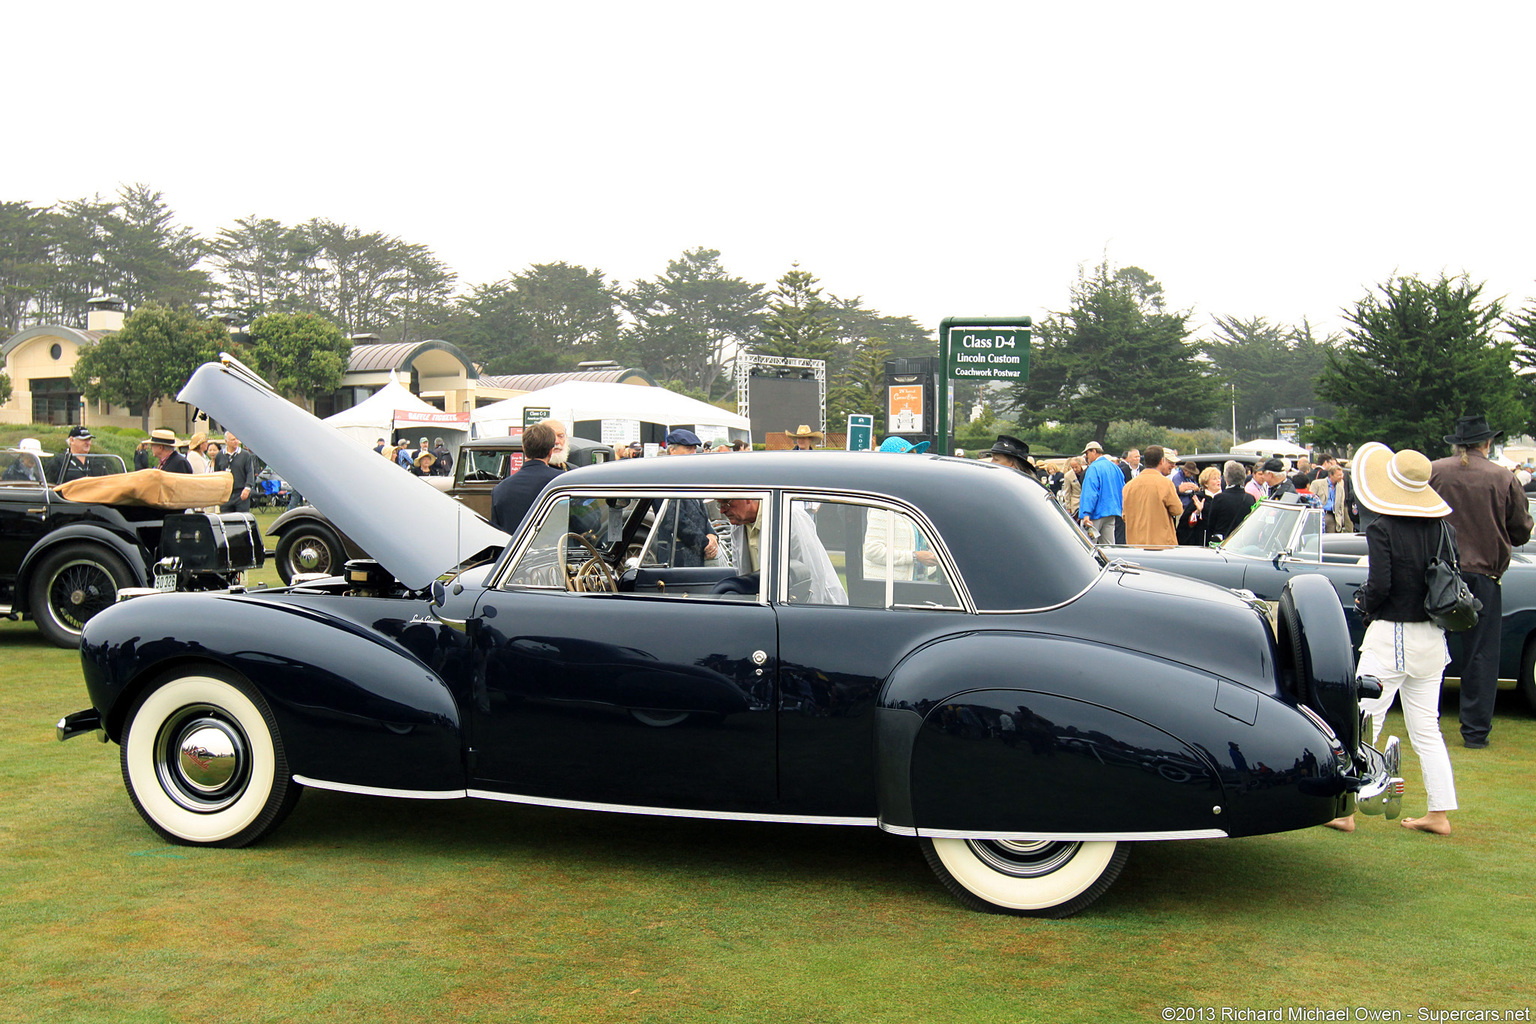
[1077,440,1126,544]
[491,420,564,535]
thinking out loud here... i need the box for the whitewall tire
[120,669,301,847]
[921,837,1128,917]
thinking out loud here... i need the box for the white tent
[1231,437,1309,458]
[323,372,470,450]
[472,381,750,443]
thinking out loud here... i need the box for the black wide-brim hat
[1444,414,1503,447]
[988,434,1031,461]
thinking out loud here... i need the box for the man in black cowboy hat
[987,435,1037,477]
[1430,414,1533,748]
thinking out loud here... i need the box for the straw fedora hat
[149,428,180,448]
[1352,441,1450,518]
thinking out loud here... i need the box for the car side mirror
[429,579,469,633]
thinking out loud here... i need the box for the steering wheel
[559,532,617,593]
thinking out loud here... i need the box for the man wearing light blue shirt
[1078,440,1126,544]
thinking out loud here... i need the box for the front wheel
[27,542,135,648]
[273,523,345,585]
[920,837,1128,917]
[120,668,301,847]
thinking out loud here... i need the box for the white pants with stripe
[1357,619,1458,813]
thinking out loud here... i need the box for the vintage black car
[1111,499,1536,711]
[266,434,614,584]
[58,356,1401,917]
[1,446,261,647]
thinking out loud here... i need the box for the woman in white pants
[1327,442,1457,835]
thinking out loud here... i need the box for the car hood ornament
[179,354,508,590]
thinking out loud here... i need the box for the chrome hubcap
[967,839,1081,877]
[155,706,250,812]
[292,538,331,574]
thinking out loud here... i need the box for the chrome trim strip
[974,565,1108,615]
[467,788,879,827]
[292,775,467,800]
[878,822,919,836]
[915,826,1228,841]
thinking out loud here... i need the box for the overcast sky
[8,2,1533,341]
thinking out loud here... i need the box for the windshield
[1,451,47,483]
[1220,501,1316,559]
[458,448,517,484]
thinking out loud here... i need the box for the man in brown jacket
[1430,415,1534,748]
[1122,445,1182,546]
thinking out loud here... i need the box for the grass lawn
[2,566,1534,1021]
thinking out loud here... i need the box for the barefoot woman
[1326,442,1458,835]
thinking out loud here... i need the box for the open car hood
[179,355,509,590]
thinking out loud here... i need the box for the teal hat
[878,437,930,454]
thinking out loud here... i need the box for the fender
[875,632,1349,838]
[79,591,467,793]
[14,523,151,612]
[267,506,365,557]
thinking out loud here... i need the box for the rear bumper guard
[56,709,106,743]
[1351,735,1404,819]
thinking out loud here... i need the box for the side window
[792,498,960,610]
[785,500,848,605]
[634,497,728,570]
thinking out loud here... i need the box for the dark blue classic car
[1113,499,1536,712]
[57,357,1401,917]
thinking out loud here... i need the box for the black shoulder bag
[1424,521,1481,632]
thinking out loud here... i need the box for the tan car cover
[56,469,234,509]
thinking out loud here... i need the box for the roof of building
[478,367,656,391]
[2,325,107,360]
[346,340,478,378]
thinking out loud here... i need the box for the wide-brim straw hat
[790,424,824,440]
[414,451,436,468]
[149,428,180,447]
[1353,441,1450,518]
[187,431,207,450]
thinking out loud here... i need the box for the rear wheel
[920,837,1128,917]
[27,542,134,648]
[274,523,345,584]
[120,667,301,847]
[1518,637,1536,713]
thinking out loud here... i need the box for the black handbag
[1424,521,1481,632]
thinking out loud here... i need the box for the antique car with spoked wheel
[58,356,1402,917]
[264,434,614,584]
[1,446,262,647]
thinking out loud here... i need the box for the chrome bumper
[56,709,106,743]
[1353,735,1404,819]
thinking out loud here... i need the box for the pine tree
[1311,274,1518,455]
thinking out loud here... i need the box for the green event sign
[936,316,1031,454]
[944,324,1030,382]
[523,406,551,429]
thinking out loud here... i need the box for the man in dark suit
[490,421,563,534]
[215,430,257,512]
[148,429,193,473]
